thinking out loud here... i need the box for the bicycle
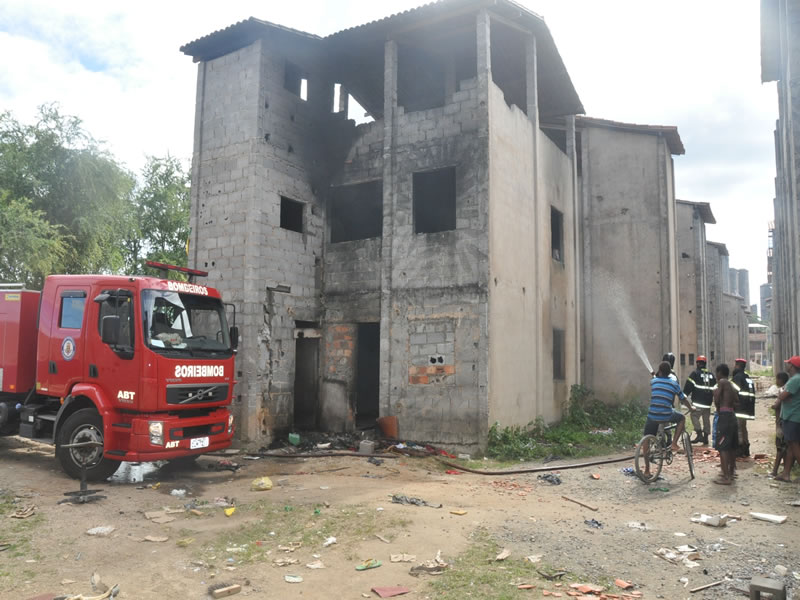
[633,414,694,483]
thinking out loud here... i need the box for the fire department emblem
[61,337,76,361]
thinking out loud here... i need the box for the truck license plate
[190,436,209,450]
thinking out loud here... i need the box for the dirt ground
[2,391,798,600]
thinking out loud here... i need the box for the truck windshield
[142,289,232,355]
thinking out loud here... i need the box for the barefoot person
[771,371,789,478]
[642,361,690,478]
[712,363,738,484]
[776,356,800,482]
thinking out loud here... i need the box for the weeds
[487,384,647,460]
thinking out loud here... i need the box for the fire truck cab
[0,264,237,480]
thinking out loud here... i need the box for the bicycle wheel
[682,431,695,480]
[634,435,663,483]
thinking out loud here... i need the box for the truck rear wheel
[56,408,120,481]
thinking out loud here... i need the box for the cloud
[0,0,777,301]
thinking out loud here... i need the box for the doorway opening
[356,323,380,429]
[293,326,319,430]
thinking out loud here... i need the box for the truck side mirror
[101,315,121,346]
[229,326,239,350]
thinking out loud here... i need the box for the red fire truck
[0,263,238,480]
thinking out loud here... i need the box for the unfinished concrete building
[762,0,800,364]
[675,200,715,380]
[576,117,684,402]
[180,0,584,449]
[705,241,749,367]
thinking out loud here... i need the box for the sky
[0,0,777,305]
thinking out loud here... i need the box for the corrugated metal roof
[576,115,685,156]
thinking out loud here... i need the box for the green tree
[0,193,69,287]
[125,155,191,274]
[0,105,136,276]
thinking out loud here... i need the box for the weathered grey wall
[487,82,539,426]
[580,126,679,402]
[705,243,725,365]
[676,202,710,381]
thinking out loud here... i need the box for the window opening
[680,353,686,366]
[284,61,307,101]
[347,94,374,124]
[398,44,445,112]
[333,83,343,113]
[59,291,86,329]
[413,167,456,234]
[689,353,695,364]
[329,180,383,243]
[551,207,563,263]
[280,196,304,233]
[553,328,565,380]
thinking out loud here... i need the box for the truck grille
[166,384,229,405]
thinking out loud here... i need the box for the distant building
[676,200,715,381]
[749,322,769,366]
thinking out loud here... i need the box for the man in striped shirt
[645,361,691,454]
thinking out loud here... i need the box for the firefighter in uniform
[683,355,715,445]
[731,358,756,457]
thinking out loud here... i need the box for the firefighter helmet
[662,352,675,368]
[696,355,707,363]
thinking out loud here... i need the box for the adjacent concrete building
[762,0,800,364]
[575,117,684,401]
[181,0,584,450]
[675,200,715,380]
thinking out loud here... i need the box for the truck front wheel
[56,408,120,481]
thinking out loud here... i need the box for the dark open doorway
[356,323,380,429]
[293,335,319,430]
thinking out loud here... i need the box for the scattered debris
[305,560,325,569]
[224,507,236,517]
[537,473,562,485]
[517,584,536,590]
[143,535,168,543]
[562,496,599,512]
[209,583,242,598]
[494,549,511,561]
[409,551,448,576]
[368,456,384,466]
[250,477,273,491]
[589,428,614,435]
[371,586,411,598]
[615,579,633,589]
[288,433,300,446]
[450,509,467,516]
[775,565,788,576]
[649,487,670,493]
[144,511,175,524]
[785,500,800,507]
[689,580,723,593]
[390,494,442,508]
[536,570,567,581]
[654,547,702,568]
[356,558,382,571]
[216,459,240,472]
[627,522,648,531]
[620,466,636,477]
[524,554,543,564]
[749,512,787,524]
[9,505,35,519]
[284,574,303,583]
[590,473,600,480]
[390,554,416,563]
[584,519,603,529]
[444,470,462,475]
[323,536,337,547]
[570,583,605,594]
[273,557,300,567]
[85,526,115,537]
[690,514,728,527]
[169,489,186,498]
[176,537,194,547]
[374,534,390,544]
[457,453,471,460]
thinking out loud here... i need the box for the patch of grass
[198,500,409,565]
[0,491,45,568]
[428,529,596,599]
[488,385,647,461]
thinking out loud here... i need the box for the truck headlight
[149,421,164,446]
[227,414,234,434]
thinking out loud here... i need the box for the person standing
[712,363,739,484]
[731,358,756,457]
[683,355,715,445]
[776,356,800,482]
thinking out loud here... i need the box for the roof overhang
[707,241,729,256]
[576,115,685,155]
[676,199,716,224]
